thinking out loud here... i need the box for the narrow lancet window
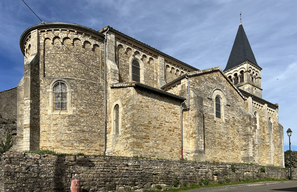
[114,104,119,135]
[132,60,140,82]
[54,82,67,110]
[215,96,221,118]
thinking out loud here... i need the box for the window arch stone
[211,89,226,121]
[47,79,73,114]
[215,96,221,118]
[112,100,123,136]
[129,55,144,83]
[132,60,140,82]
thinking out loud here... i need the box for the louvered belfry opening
[54,81,67,110]
[132,60,140,82]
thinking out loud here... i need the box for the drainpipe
[180,75,190,160]
[103,26,110,156]
[180,100,186,160]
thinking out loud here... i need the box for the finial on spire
[240,12,242,25]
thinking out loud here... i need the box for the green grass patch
[144,178,289,192]
[156,185,162,190]
[133,155,146,159]
[25,149,63,155]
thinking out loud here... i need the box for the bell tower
[224,22,262,98]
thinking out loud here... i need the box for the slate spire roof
[224,23,261,71]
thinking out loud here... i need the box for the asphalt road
[181,181,297,192]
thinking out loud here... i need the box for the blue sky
[1,0,296,151]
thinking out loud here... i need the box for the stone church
[1,21,284,167]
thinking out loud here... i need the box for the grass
[24,149,69,155]
[143,178,289,192]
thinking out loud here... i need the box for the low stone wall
[0,151,289,192]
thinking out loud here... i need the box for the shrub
[225,178,231,183]
[199,181,203,186]
[76,153,85,156]
[0,130,13,155]
[261,167,266,173]
[156,185,162,190]
[173,177,179,187]
[256,174,259,178]
[190,183,195,187]
[238,178,241,181]
[218,181,224,184]
[200,178,209,186]
[183,183,187,187]
[246,177,250,182]
[231,164,236,172]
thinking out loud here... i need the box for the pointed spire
[224,23,261,71]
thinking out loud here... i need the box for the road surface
[181,181,297,192]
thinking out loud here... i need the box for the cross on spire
[240,12,242,24]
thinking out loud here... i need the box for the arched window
[240,71,244,83]
[54,81,67,110]
[114,104,119,135]
[228,76,232,83]
[132,60,140,82]
[234,73,238,85]
[215,96,221,118]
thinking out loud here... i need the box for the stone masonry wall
[164,68,283,168]
[115,38,193,88]
[129,86,182,159]
[37,28,105,155]
[0,88,17,120]
[0,151,289,192]
[108,84,182,160]
[116,43,157,87]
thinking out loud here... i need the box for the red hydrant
[71,179,80,192]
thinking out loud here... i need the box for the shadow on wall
[54,155,95,191]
